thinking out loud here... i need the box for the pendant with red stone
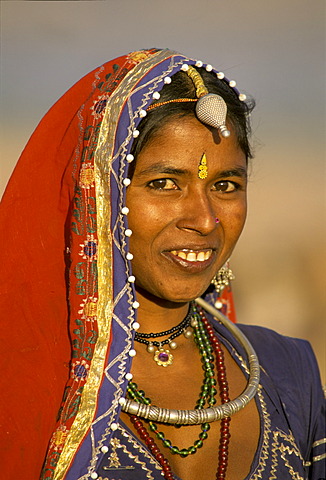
[153,347,173,366]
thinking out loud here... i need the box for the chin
[138,284,210,306]
[134,271,214,304]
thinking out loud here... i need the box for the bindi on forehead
[198,153,208,180]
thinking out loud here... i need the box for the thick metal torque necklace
[120,298,260,425]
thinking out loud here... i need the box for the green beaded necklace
[127,308,227,457]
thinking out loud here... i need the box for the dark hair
[130,67,255,162]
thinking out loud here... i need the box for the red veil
[0,49,237,480]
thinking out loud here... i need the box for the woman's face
[126,116,247,304]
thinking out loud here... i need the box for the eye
[147,178,178,190]
[212,181,239,193]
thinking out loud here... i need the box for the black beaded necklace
[134,306,193,366]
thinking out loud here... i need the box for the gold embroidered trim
[312,437,326,448]
[53,61,115,476]
[313,452,326,463]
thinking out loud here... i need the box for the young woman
[1,48,324,480]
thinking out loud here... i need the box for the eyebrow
[136,163,247,179]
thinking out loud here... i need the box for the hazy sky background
[1,0,325,379]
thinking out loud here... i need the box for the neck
[134,286,190,334]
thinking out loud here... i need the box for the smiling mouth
[170,249,213,262]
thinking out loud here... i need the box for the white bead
[126,252,133,260]
[132,301,140,309]
[129,349,136,357]
[132,130,140,138]
[152,91,160,100]
[181,63,189,71]
[184,329,193,338]
[128,275,135,283]
[123,178,131,186]
[126,154,134,163]
[101,445,109,453]
[139,109,147,118]
[119,397,126,405]
[125,229,132,237]
[125,372,133,381]
[239,93,247,101]
[111,422,118,431]
[206,64,213,72]
[164,76,172,84]
[91,473,98,479]
[229,80,236,87]
[195,60,203,68]
[169,341,177,350]
[132,321,140,330]
[121,206,129,215]
[221,129,231,138]
[217,72,225,80]
[215,300,223,309]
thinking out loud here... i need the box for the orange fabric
[0,61,117,479]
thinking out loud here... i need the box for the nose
[175,189,218,236]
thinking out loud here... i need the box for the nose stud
[215,218,220,224]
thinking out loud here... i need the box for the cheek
[126,201,160,256]
[220,197,247,234]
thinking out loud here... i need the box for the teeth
[197,252,205,262]
[171,250,212,262]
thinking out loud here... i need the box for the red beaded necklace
[129,308,231,480]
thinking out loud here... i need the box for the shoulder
[236,323,318,374]
[237,324,325,449]
[236,324,325,463]
[235,324,323,412]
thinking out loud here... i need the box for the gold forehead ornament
[147,65,231,138]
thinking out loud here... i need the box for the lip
[162,247,217,273]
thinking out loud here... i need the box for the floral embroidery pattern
[91,94,110,119]
[71,359,90,382]
[78,296,98,322]
[49,425,69,452]
[79,162,95,189]
[79,235,97,261]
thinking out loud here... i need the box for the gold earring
[198,153,208,179]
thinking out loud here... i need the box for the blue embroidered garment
[96,321,325,480]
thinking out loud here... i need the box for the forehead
[133,116,246,174]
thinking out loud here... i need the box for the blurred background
[1,0,325,381]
